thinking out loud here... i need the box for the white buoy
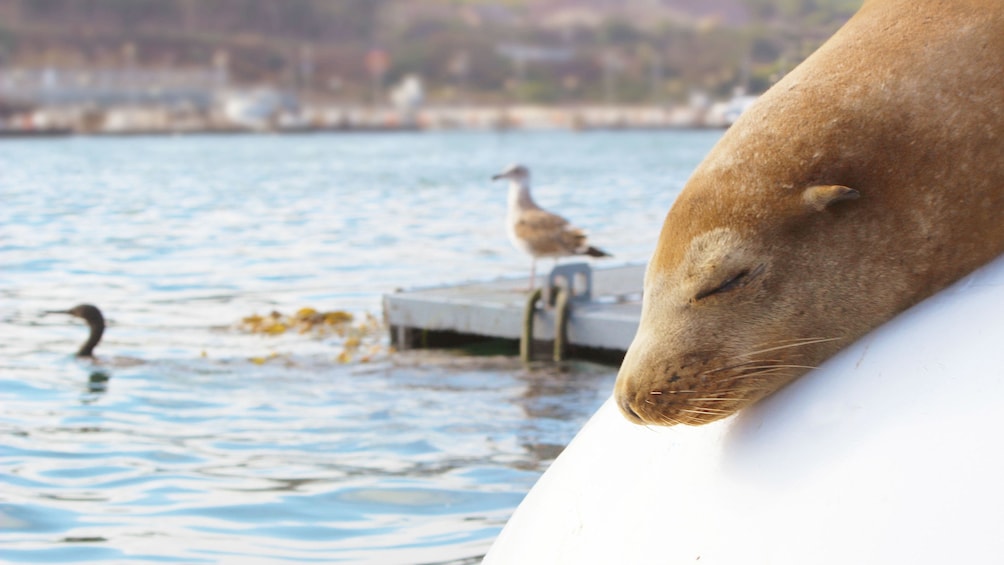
[485,253,1004,565]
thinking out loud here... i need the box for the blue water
[0,130,720,563]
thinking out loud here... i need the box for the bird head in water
[48,304,105,358]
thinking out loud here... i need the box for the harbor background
[0,0,861,134]
[3,130,719,563]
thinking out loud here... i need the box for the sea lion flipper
[802,184,860,212]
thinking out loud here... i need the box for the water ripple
[0,131,717,562]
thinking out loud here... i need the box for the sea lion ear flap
[802,184,859,212]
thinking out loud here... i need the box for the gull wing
[513,208,589,256]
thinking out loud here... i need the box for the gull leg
[528,258,537,291]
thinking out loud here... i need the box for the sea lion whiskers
[701,358,786,376]
[715,367,802,384]
[713,364,818,374]
[739,337,844,358]
[746,336,839,348]
[655,414,686,427]
[695,382,781,394]
[637,408,687,428]
[698,340,829,380]
[677,407,732,418]
[687,397,750,403]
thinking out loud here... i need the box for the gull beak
[491,173,505,181]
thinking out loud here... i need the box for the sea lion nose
[615,338,651,424]
[617,394,644,424]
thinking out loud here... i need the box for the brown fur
[615,0,1004,426]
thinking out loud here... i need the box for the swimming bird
[47,304,105,358]
[492,164,611,289]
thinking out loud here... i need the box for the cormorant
[48,304,105,358]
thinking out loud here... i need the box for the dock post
[547,263,589,362]
[520,288,543,362]
[393,325,411,351]
[553,287,571,362]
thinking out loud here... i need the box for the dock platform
[382,263,645,361]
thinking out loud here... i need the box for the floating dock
[382,263,645,362]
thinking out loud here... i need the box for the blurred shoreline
[0,99,753,137]
[0,1,858,137]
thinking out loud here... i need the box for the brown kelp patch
[237,307,388,364]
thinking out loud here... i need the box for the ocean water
[0,130,720,564]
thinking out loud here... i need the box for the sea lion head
[614,176,872,426]
[615,0,1004,427]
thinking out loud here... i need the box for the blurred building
[0,66,225,109]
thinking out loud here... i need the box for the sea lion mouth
[618,355,805,426]
[622,387,751,427]
[617,333,846,426]
[617,396,645,424]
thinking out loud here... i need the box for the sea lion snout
[614,336,664,425]
[616,341,753,427]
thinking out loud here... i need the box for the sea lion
[615,0,1004,426]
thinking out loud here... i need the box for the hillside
[0,0,862,104]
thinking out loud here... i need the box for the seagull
[492,164,611,289]
[47,304,105,358]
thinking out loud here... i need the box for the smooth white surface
[484,254,1004,565]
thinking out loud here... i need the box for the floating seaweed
[238,307,390,365]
